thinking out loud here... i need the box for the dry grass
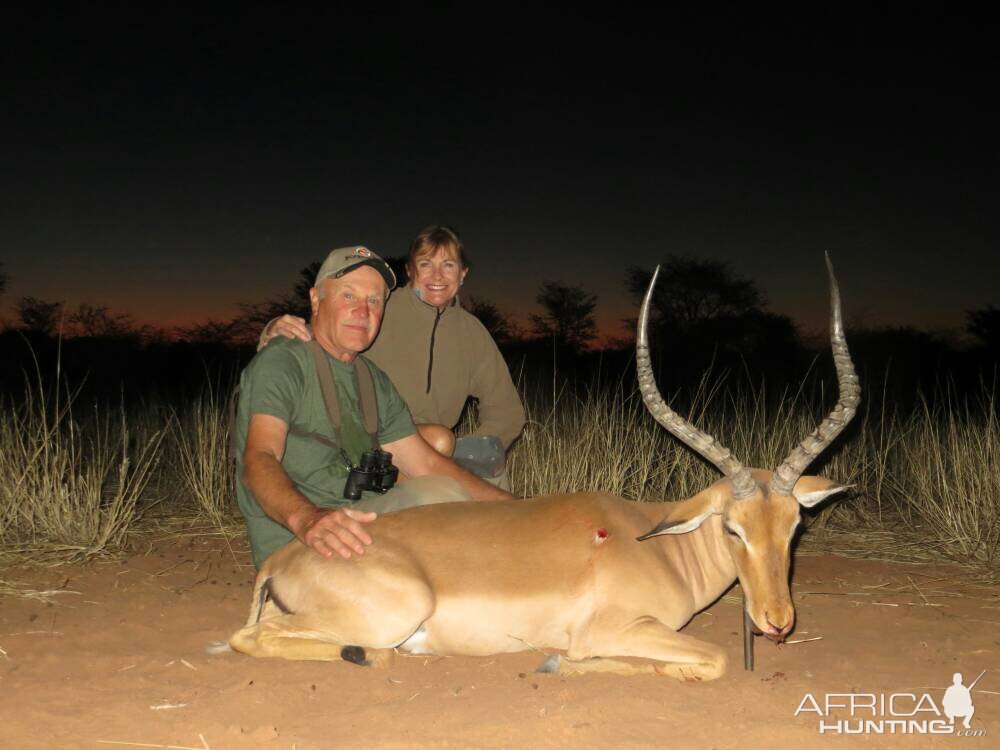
[508,374,999,573]
[508,381,690,500]
[0,365,164,565]
[508,375,861,502]
[171,385,236,525]
[2,360,997,574]
[810,385,1000,569]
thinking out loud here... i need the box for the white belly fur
[397,624,432,654]
[398,596,574,656]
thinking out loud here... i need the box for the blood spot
[595,528,609,543]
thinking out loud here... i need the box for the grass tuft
[0,362,164,565]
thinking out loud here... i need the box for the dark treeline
[504,259,1000,415]
[1,257,998,412]
[0,328,256,406]
[505,325,999,421]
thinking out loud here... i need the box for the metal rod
[743,595,754,671]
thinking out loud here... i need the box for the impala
[225,256,859,681]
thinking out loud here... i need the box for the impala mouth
[746,604,794,643]
[761,615,794,643]
[763,628,787,644]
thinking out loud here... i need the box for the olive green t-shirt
[234,337,416,567]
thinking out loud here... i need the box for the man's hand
[261,314,311,348]
[288,505,378,559]
[243,415,378,561]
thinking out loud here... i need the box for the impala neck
[640,503,738,611]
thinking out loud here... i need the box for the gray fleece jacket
[364,287,525,449]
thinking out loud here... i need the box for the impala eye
[724,525,738,537]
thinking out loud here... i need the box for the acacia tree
[67,304,138,338]
[624,256,801,385]
[15,297,64,337]
[239,261,320,329]
[529,281,598,355]
[626,256,763,334]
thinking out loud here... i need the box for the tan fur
[227,471,845,681]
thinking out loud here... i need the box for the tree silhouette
[240,255,408,332]
[240,261,319,329]
[175,318,245,346]
[67,304,139,339]
[15,297,64,336]
[966,306,1000,352]
[530,281,597,354]
[626,256,763,333]
[623,256,802,387]
[464,296,520,347]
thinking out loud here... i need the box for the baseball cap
[314,246,397,291]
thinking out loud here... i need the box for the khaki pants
[353,475,473,515]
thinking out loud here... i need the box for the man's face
[309,265,387,360]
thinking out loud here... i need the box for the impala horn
[768,253,861,495]
[636,266,756,499]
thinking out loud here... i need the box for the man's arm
[384,432,514,502]
[243,413,376,559]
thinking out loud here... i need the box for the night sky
[3,8,997,343]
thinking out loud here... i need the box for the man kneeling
[234,245,512,569]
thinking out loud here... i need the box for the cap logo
[354,247,372,258]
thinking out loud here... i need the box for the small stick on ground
[907,576,932,606]
[783,636,824,645]
[97,736,210,750]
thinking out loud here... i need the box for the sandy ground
[1,532,997,750]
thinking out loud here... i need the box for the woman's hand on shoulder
[261,315,311,348]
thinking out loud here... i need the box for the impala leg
[229,613,396,667]
[538,654,660,677]
[553,617,728,682]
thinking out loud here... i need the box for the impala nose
[764,611,794,642]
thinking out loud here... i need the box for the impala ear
[637,487,725,541]
[637,511,714,540]
[792,475,852,509]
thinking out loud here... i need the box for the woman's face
[410,246,469,309]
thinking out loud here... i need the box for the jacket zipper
[426,307,443,393]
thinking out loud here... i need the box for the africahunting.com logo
[794,670,988,736]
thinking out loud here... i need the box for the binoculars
[343,449,399,501]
